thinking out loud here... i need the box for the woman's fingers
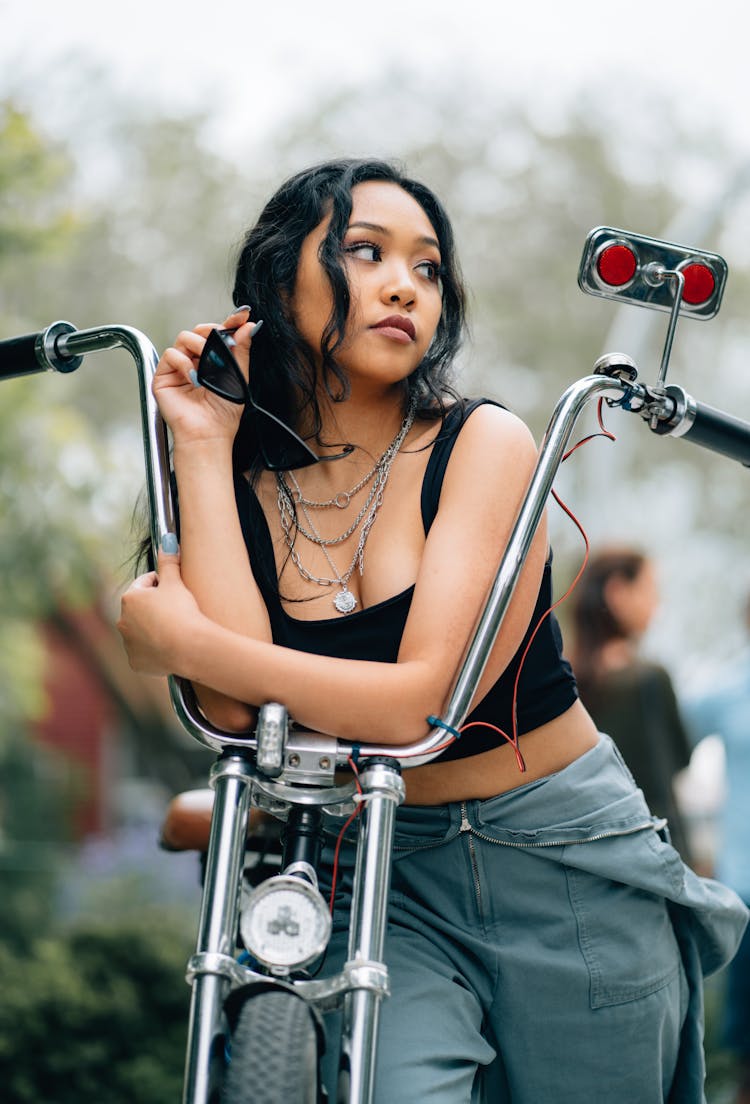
[174,329,209,356]
[190,307,252,340]
[155,546,182,578]
[117,547,203,677]
[221,305,252,329]
[156,308,259,396]
[127,548,180,593]
[129,570,159,590]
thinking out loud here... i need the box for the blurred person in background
[571,546,694,864]
[684,592,750,1104]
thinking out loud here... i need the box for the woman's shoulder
[607,659,675,697]
[419,397,534,484]
[428,396,531,445]
[419,397,539,534]
[443,397,537,470]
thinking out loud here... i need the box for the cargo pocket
[565,857,682,1009]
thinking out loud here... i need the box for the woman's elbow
[349,698,435,747]
[193,686,256,734]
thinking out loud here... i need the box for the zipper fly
[459,803,483,914]
[459,800,656,849]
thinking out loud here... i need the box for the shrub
[0,915,193,1103]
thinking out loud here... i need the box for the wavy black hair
[570,546,649,697]
[230,158,467,472]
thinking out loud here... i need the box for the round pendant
[334,589,357,614]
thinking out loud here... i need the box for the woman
[118,159,746,1103]
[571,547,695,863]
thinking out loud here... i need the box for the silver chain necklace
[278,466,383,547]
[276,401,417,614]
[289,458,381,510]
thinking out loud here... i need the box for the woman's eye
[416,260,441,282]
[343,242,381,262]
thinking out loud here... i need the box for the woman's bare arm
[174,438,271,730]
[153,311,272,730]
[120,405,546,744]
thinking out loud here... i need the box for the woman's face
[290,180,444,392]
[605,560,659,639]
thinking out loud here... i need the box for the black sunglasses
[196,327,329,471]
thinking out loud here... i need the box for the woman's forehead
[346,180,438,239]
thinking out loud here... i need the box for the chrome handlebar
[5,323,750,764]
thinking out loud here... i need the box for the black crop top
[234,399,578,761]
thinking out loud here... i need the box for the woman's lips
[372,315,416,342]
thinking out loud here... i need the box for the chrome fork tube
[182,756,255,1104]
[342,761,405,1104]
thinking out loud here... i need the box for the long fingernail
[189,368,202,388]
[161,532,179,554]
[233,304,252,314]
[250,320,264,337]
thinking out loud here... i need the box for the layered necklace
[276,399,417,614]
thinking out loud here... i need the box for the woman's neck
[309,387,413,482]
[597,638,640,672]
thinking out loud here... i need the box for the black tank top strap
[420,398,506,534]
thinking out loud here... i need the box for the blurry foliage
[0,106,112,954]
[0,918,191,1103]
[0,102,107,722]
[0,101,194,953]
[0,739,81,952]
[0,104,78,283]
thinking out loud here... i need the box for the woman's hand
[152,306,257,444]
[118,546,203,677]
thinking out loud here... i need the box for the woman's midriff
[399,700,599,805]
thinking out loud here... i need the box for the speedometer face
[240,876,331,969]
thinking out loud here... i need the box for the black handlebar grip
[0,322,82,381]
[656,385,750,467]
[0,331,44,380]
[685,401,750,467]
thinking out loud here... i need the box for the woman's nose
[381,263,416,306]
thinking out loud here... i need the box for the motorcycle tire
[220,990,320,1104]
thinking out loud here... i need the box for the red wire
[331,403,616,819]
[328,756,363,914]
[457,399,616,773]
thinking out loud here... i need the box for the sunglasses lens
[253,405,320,471]
[196,329,323,469]
[197,330,247,403]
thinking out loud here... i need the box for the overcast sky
[4,0,749,161]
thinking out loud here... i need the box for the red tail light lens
[681,262,716,305]
[596,244,638,287]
